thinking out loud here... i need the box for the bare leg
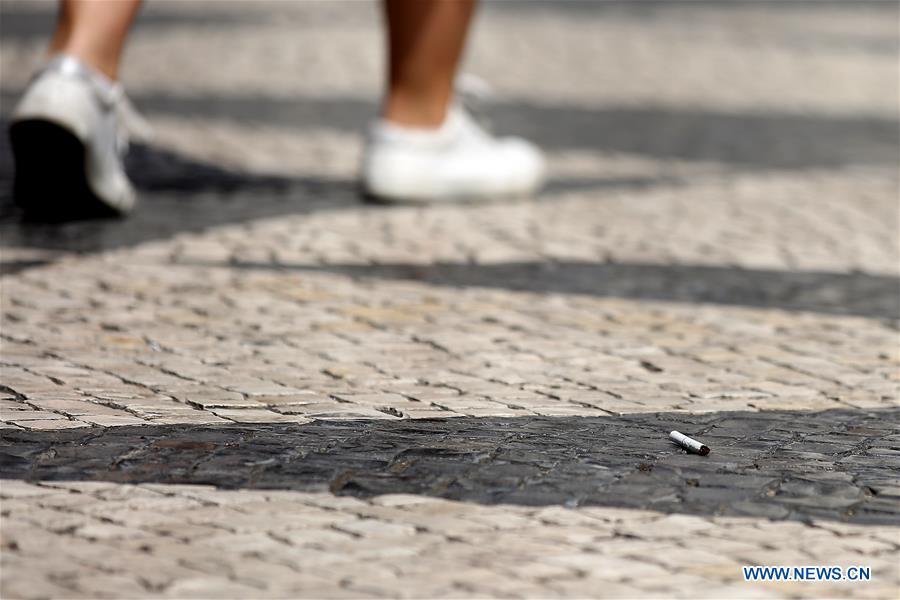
[383,0,477,128]
[48,0,142,80]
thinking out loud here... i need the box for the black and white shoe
[9,54,148,222]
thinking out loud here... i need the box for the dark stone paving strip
[6,93,890,169]
[2,408,898,525]
[223,259,900,319]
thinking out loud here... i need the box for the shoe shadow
[0,117,676,272]
[0,129,361,264]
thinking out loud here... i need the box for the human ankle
[383,93,450,129]
[55,45,119,81]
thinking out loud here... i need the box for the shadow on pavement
[45,93,895,170]
[0,136,357,262]
[2,408,898,525]
[3,90,896,170]
[0,124,673,266]
[208,259,900,320]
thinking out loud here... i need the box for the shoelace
[108,83,154,153]
[455,73,497,133]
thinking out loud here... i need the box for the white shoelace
[455,73,497,134]
[108,83,154,152]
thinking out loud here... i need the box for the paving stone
[0,410,69,421]
[162,577,267,598]
[7,418,91,430]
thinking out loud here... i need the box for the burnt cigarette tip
[699,445,710,456]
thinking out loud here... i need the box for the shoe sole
[9,119,123,222]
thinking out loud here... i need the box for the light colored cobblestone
[2,483,897,599]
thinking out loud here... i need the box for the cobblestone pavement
[1,1,898,598]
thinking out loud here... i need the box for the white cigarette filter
[669,430,710,456]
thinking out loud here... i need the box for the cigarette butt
[669,430,710,456]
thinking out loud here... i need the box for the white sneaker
[361,105,545,204]
[9,55,145,221]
